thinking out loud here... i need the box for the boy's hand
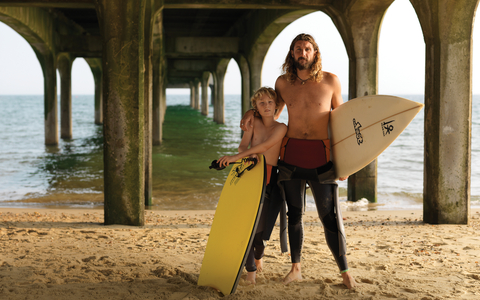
[245,154,258,165]
[217,155,237,168]
[240,109,255,131]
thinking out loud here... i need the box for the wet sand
[1,207,480,299]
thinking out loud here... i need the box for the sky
[0,0,479,96]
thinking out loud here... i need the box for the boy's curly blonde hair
[251,87,279,117]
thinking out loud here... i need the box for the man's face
[291,40,316,70]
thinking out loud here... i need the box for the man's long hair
[281,33,323,84]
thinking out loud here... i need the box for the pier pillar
[144,0,154,208]
[42,55,58,145]
[194,78,201,110]
[236,55,251,117]
[411,0,476,224]
[86,58,103,125]
[57,54,74,140]
[213,59,229,124]
[248,52,262,96]
[201,72,210,116]
[152,10,165,146]
[329,1,393,203]
[189,81,195,108]
[95,0,147,226]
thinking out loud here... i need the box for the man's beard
[294,57,313,70]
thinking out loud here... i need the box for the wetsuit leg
[245,232,264,272]
[283,179,306,263]
[309,181,348,271]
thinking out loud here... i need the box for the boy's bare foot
[341,271,356,289]
[255,258,263,272]
[246,271,256,285]
[283,263,302,285]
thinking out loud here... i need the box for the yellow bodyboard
[198,155,266,295]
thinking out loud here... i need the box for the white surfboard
[330,95,424,179]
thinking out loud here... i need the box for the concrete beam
[58,34,102,57]
[168,37,238,55]
[170,59,217,71]
[164,0,332,9]
[0,1,95,8]
[167,83,190,88]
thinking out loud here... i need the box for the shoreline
[1,207,479,299]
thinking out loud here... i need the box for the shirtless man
[240,33,356,289]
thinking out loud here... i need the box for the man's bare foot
[255,258,263,272]
[246,271,256,285]
[341,271,356,289]
[283,263,302,285]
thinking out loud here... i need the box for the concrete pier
[2,0,479,225]
[411,0,476,224]
[95,0,147,226]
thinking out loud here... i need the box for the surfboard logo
[229,158,257,185]
[381,120,395,136]
[353,118,363,145]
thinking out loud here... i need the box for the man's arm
[274,77,286,120]
[238,122,254,153]
[330,74,343,110]
[328,74,348,181]
[240,109,255,131]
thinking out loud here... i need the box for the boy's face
[256,95,276,117]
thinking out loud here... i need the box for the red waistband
[279,137,330,169]
[266,164,273,185]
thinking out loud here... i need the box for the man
[240,33,356,289]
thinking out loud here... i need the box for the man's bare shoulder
[275,75,289,87]
[322,71,340,84]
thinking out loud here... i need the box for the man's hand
[339,176,348,181]
[240,109,255,131]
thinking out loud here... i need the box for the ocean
[1,94,479,211]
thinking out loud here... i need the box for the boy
[217,87,287,284]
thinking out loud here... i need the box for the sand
[0,207,480,300]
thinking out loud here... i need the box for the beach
[1,207,479,299]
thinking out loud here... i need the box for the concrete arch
[85,58,103,125]
[213,58,230,124]
[233,54,251,117]
[0,7,58,145]
[322,0,394,99]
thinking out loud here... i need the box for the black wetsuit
[278,137,348,272]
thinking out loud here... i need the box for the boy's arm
[241,124,287,156]
[218,124,287,167]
